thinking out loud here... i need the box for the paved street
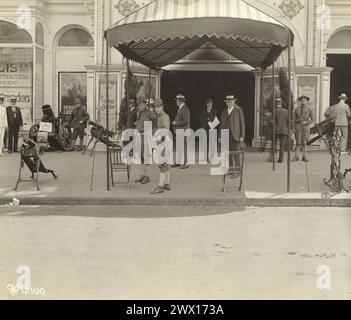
[0,205,350,300]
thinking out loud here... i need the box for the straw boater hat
[174,94,187,101]
[224,95,237,102]
[0,94,4,100]
[338,93,348,100]
[297,95,310,102]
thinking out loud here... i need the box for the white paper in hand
[208,117,220,129]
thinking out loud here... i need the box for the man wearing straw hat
[172,94,190,169]
[325,93,351,155]
[6,96,23,153]
[220,94,245,177]
[0,94,7,156]
[292,95,314,162]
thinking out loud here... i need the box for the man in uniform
[134,96,157,185]
[68,96,90,151]
[325,93,351,155]
[6,96,23,153]
[0,94,7,156]
[274,98,289,163]
[292,95,314,162]
[118,98,138,131]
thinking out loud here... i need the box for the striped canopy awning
[105,0,294,70]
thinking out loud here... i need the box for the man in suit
[325,93,351,155]
[274,98,289,163]
[0,94,7,156]
[172,94,191,169]
[6,96,23,153]
[220,95,245,178]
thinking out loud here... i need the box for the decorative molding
[115,0,140,17]
[279,0,304,19]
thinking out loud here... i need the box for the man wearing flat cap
[118,98,138,131]
[172,94,191,169]
[220,95,245,177]
[134,96,157,185]
[292,95,314,162]
[325,93,351,155]
[0,94,7,156]
[6,96,23,153]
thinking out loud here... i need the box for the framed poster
[0,48,33,129]
[58,72,87,114]
[134,74,157,100]
[297,75,319,123]
[96,72,119,132]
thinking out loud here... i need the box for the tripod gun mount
[82,120,117,156]
[307,117,350,193]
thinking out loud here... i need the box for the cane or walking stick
[304,161,310,193]
[90,148,97,191]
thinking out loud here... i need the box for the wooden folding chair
[222,151,245,193]
[15,132,48,192]
[109,145,131,189]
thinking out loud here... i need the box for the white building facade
[0,0,350,145]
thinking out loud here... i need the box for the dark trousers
[3,130,7,148]
[72,125,85,140]
[229,136,241,167]
[8,128,19,152]
[183,137,188,165]
[275,134,287,161]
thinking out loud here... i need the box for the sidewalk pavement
[0,149,350,207]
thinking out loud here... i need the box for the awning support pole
[287,32,292,192]
[126,59,130,118]
[148,68,152,104]
[105,37,110,191]
[272,61,276,171]
[259,70,264,153]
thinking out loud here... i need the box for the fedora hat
[174,94,187,101]
[338,93,348,100]
[224,95,237,102]
[297,95,310,102]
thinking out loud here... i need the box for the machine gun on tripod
[82,120,116,156]
[307,117,350,192]
[307,117,334,147]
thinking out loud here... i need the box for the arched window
[328,29,351,49]
[35,22,44,46]
[58,27,93,47]
[0,20,32,43]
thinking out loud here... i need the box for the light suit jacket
[0,105,7,130]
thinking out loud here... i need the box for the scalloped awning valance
[105,0,294,70]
